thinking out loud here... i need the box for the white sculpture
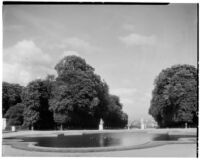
[140,118,145,129]
[3,118,6,130]
[11,126,16,132]
[99,118,104,130]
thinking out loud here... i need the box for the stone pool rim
[6,139,194,153]
[3,129,197,153]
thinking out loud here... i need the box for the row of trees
[3,56,128,130]
[3,56,197,129]
[149,64,198,128]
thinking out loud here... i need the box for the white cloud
[119,33,156,46]
[62,50,80,57]
[110,88,137,96]
[3,39,96,86]
[4,40,51,66]
[110,87,137,107]
[56,37,99,54]
[3,40,55,86]
[120,98,134,105]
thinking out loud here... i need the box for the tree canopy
[55,55,94,78]
[149,64,197,128]
[103,95,128,129]
[3,82,23,117]
[22,79,54,130]
[50,56,127,129]
[5,103,25,126]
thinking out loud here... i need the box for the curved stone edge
[5,140,195,153]
[3,130,197,153]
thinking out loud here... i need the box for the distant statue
[2,118,6,130]
[140,118,145,129]
[99,118,104,130]
[185,122,188,128]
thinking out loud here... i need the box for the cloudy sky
[3,4,197,121]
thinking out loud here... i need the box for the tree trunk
[31,125,34,130]
[60,124,63,130]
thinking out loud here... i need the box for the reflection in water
[99,134,104,147]
[152,134,196,141]
[4,132,196,148]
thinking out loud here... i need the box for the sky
[3,3,197,122]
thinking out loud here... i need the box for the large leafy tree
[5,103,25,126]
[50,56,110,129]
[22,79,54,130]
[149,64,197,128]
[2,82,23,117]
[50,81,100,129]
[50,55,127,129]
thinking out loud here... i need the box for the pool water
[152,134,196,141]
[24,132,149,148]
[4,132,196,148]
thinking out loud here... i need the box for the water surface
[4,132,196,148]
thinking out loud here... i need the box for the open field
[2,128,197,157]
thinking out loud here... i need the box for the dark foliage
[2,82,23,117]
[5,103,25,126]
[149,64,197,128]
[22,79,55,130]
[103,95,128,129]
[50,56,128,129]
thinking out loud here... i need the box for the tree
[2,82,23,117]
[49,82,73,129]
[22,79,54,130]
[55,55,94,78]
[104,95,128,128]
[149,64,197,128]
[50,57,102,129]
[5,103,25,126]
[50,55,126,129]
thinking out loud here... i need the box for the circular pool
[3,130,196,152]
[15,132,150,148]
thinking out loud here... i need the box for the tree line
[3,56,197,129]
[3,56,128,130]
